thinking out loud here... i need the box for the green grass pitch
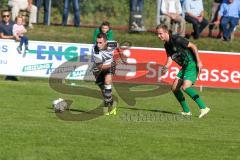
[0,25,239,160]
[0,78,239,160]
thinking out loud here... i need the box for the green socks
[173,87,206,112]
[173,90,190,113]
[184,87,206,109]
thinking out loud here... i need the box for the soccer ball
[52,98,68,112]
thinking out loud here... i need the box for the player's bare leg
[172,78,183,91]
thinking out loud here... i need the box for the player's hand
[214,20,220,25]
[161,66,168,76]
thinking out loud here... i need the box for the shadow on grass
[48,99,119,121]
[119,106,178,115]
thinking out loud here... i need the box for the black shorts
[93,67,115,87]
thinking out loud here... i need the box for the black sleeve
[94,45,99,54]
[174,36,189,48]
[0,25,2,34]
[164,43,170,57]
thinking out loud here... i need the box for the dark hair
[99,21,111,32]
[1,9,10,16]
[97,32,107,41]
[101,21,110,27]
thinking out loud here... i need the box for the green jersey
[93,28,113,43]
[164,35,196,67]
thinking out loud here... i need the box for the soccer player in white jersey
[92,33,116,115]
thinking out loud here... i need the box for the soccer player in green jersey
[156,24,210,118]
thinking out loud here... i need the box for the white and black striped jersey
[92,45,114,65]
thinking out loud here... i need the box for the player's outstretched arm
[188,42,203,71]
[161,56,173,75]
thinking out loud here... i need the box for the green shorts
[177,62,199,83]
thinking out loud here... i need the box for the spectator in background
[13,15,29,54]
[0,10,18,81]
[183,0,208,39]
[208,0,223,38]
[8,0,38,28]
[0,10,15,39]
[160,0,186,37]
[93,21,113,43]
[35,0,50,25]
[179,0,185,17]
[214,0,240,41]
[129,0,145,32]
[62,0,80,27]
[180,0,185,6]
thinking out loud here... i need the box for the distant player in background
[92,33,116,115]
[156,24,210,118]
